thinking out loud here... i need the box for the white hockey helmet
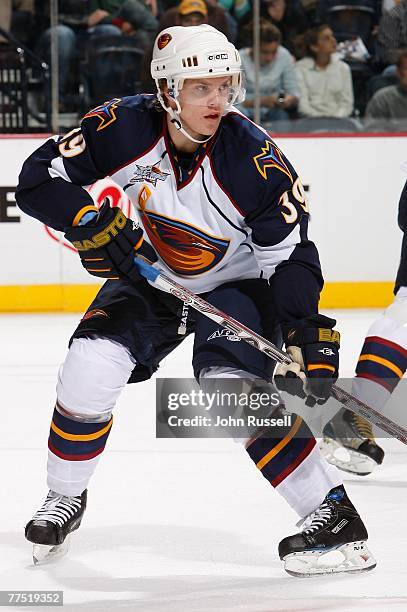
[151,25,245,142]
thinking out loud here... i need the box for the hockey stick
[134,259,407,444]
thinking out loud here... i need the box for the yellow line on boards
[0,281,395,312]
[0,284,101,312]
[319,282,394,309]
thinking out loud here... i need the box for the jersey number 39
[279,178,309,224]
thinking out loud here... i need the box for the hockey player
[321,179,407,475]
[16,25,376,576]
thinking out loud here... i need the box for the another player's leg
[320,407,385,476]
[25,336,136,564]
[321,289,407,475]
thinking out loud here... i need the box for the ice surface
[1,310,406,611]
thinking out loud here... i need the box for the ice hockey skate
[320,407,385,475]
[279,485,376,577]
[25,489,87,565]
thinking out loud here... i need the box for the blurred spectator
[88,0,157,36]
[112,0,158,43]
[158,0,208,28]
[179,0,208,25]
[217,0,251,43]
[88,0,128,27]
[36,1,122,104]
[377,0,407,64]
[11,0,35,46]
[159,0,228,36]
[299,0,319,23]
[319,0,378,51]
[382,0,396,11]
[239,21,299,122]
[0,2,12,43]
[365,49,407,119]
[36,0,158,108]
[146,0,158,16]
[0,0,35,46]
[261,0,310,58]
[366,63,398,100]
[157,0,178,9]
[89,0,157,30]
[296,24,354,117]
[319,2,375,115]
[218,0,250,22]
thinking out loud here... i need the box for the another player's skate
[320,407,385,475]
[279,485,376,577]
[25,489,87,565]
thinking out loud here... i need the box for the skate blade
[320,438,379,476]
[32,537,70,565]
[283,540,376,577]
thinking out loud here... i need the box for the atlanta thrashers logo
[157,33,172,50]
[139,210,230,276]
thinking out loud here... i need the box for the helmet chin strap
[167,105,214,145]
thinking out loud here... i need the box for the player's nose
[206,91,222,109]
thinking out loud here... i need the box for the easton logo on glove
[65,201,157,283]
[71,210,128,251]
[319,328,340,344]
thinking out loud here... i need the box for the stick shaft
[135,259,407,444]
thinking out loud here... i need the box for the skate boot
[320,407,385,476]
[279,485,376,577]
[25,489,87,564]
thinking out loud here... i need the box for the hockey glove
[65,201,157,282]
[274,314,340,406]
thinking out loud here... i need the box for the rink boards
[0,132,405,311]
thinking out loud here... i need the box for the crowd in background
[1,0,407,131]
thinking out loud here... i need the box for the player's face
[177,76,233,137]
